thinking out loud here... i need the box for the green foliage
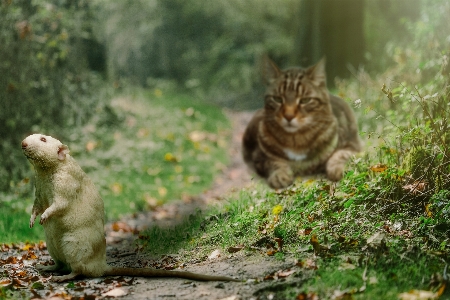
[94,0,298,109]
[0,0,103,194]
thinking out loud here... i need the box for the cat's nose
[284,114,295,122]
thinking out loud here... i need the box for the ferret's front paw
[52,272,79,282]
[29,217,36,228]
[39,213,49,225]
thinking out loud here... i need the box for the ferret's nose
[21,141,28,149]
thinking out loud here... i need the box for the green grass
[135,59,450,298]
[0,87,229,243]
[0,208,44,243]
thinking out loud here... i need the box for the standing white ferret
[22,134,239,282]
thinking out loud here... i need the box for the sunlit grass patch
[63,89,230,221]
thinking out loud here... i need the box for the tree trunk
[296,0,365,85]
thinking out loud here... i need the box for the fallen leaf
[208,249,221,260]
[277,269,296,278]
[310,234,321,254]
[266,249,278,256]
[403,181,427,195]
[22,250,37,260]
[111,221,133,233]
[296,258,318,270]
[436,283,446,297]
[21,243,34,251]
[227,245,244,253]
[102,287,128,297]
[370,164,388,172]
[296,292,319,300]
[0,278,12,287]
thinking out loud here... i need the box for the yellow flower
[272,205,283,215]
[164,152,177,162]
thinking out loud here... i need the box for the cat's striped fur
[242,57,362,189]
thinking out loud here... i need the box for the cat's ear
[306,58,327,88]
[261,55,281,84]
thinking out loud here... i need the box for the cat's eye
[266,96,283,104]
[40,137,47,142]
[299,98,313,104]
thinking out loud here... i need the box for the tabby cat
[242,57,362,189]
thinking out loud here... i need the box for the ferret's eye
[40,137,47,142]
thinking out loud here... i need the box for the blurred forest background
[1,0,449,201]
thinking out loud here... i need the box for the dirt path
[102,110,307,300]
[1,111,308,300]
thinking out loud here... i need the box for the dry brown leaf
[0,278,12,287]
[266,249,278,256]
[227,245,244,253]
[370,164,388,172]
[403,181,427,195]
[277,269,296,278]
[310,234,321,254]
[296,292,319,300]
[23,251,38,260]
[111,221,133,233]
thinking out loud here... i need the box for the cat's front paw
[267,168,294,189]
[326,163,344,182]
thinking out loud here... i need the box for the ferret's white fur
[23,134,238,282]
[23,134,107,281]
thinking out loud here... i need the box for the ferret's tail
[104,266,240,282]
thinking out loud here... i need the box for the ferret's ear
[58,144,70,161]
